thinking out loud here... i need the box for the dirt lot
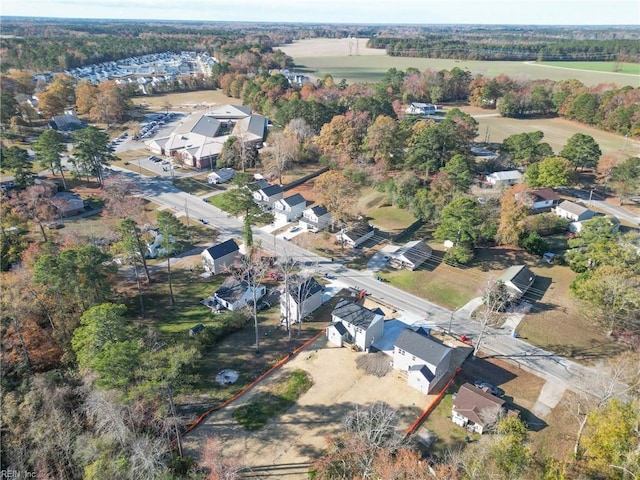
[132,90,239,112]
[182,332,470,479]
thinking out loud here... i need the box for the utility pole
[448,309,455,335]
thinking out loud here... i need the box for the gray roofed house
[299,205,332,232]
[253,184,284,207]
[273,193,307,222]
[327,299,384,351]
[452,382,506,434]
[499,264,535,299]
[214,277,266,311]
[281,276,324,325]
[392,329,452,394]
[555,200,595,223]
[486,170,522,187]
[201,239,240,274]
[389,240,432,270]
[336,224,375,247]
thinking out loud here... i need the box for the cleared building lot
[182,335,468,478]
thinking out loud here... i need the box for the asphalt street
[113,167,623,397]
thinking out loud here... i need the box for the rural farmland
[278,38,640,88]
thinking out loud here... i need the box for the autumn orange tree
[313,170,359,227]
[497,184,531,245]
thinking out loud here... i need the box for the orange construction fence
[179,328,327,440]
[406,367,462,436]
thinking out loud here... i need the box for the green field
[280,39,639,88]
[539,61,640,75]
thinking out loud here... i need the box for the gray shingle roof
[332,299,380,329]
[557,200,592,216]
[394,329,451,366]
[287,276,323,302]
[214,277,247,303]
[499,265,535,293]
[205,239,239,259]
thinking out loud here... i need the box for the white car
[289,226,300,233]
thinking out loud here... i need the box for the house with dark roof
[389,240,432,270]
[335,224,375,247]
[327,299,384,351]
[207,168,235,185]
[299,205,332,233]
[252,184,284,208]
[49,113,84,132]
[523,188,561,211]
[499,264,536,299]
[51,192,85,217]
[280,276,324,325]
[273,193,307,222]
[201,239,240,274]
[555,200,595,223]
[392,329,452,394]
[213,277,266,311]
[452,382,506,434]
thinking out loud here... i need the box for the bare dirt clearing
[132,90,238,111]
[182,335,457,478]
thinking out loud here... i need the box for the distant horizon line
[1,15,639,28]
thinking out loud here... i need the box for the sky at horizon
[2,0,640,25]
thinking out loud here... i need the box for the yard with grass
[232,369,313,430]
[419,355,575,460]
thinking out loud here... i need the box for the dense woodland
[1,19,640,479]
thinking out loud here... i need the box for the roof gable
[499,265,535,292]
[287,276,323,302]
[205,239,239,259]
[332,299,380,329]
[557,200,591,216]
[394,329,451,365]
[453,383,505,426]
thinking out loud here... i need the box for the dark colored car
[474,381,504,397]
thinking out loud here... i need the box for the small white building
[405,102,436,115]
[486,170,522,187]
[555,200,595,223]
[213,277,266,311]
[252,184,284,208]
[273,193,307,223]
[499,264,536,299]
[388,240,432,270]
[335,224,375,247]
[207,168,235,184]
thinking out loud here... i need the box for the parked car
[474,381,504,397]
[289,226,300,233]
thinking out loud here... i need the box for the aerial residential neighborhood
[1,7,639,480]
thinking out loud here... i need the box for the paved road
[113,168,619,397]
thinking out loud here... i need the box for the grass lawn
[232,369,313,430]
[379,251,477,310]
[173,176,224,196]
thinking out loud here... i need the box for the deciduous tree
[313,170,359,226]
[525,156,576,188]
[502,131,553,167]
